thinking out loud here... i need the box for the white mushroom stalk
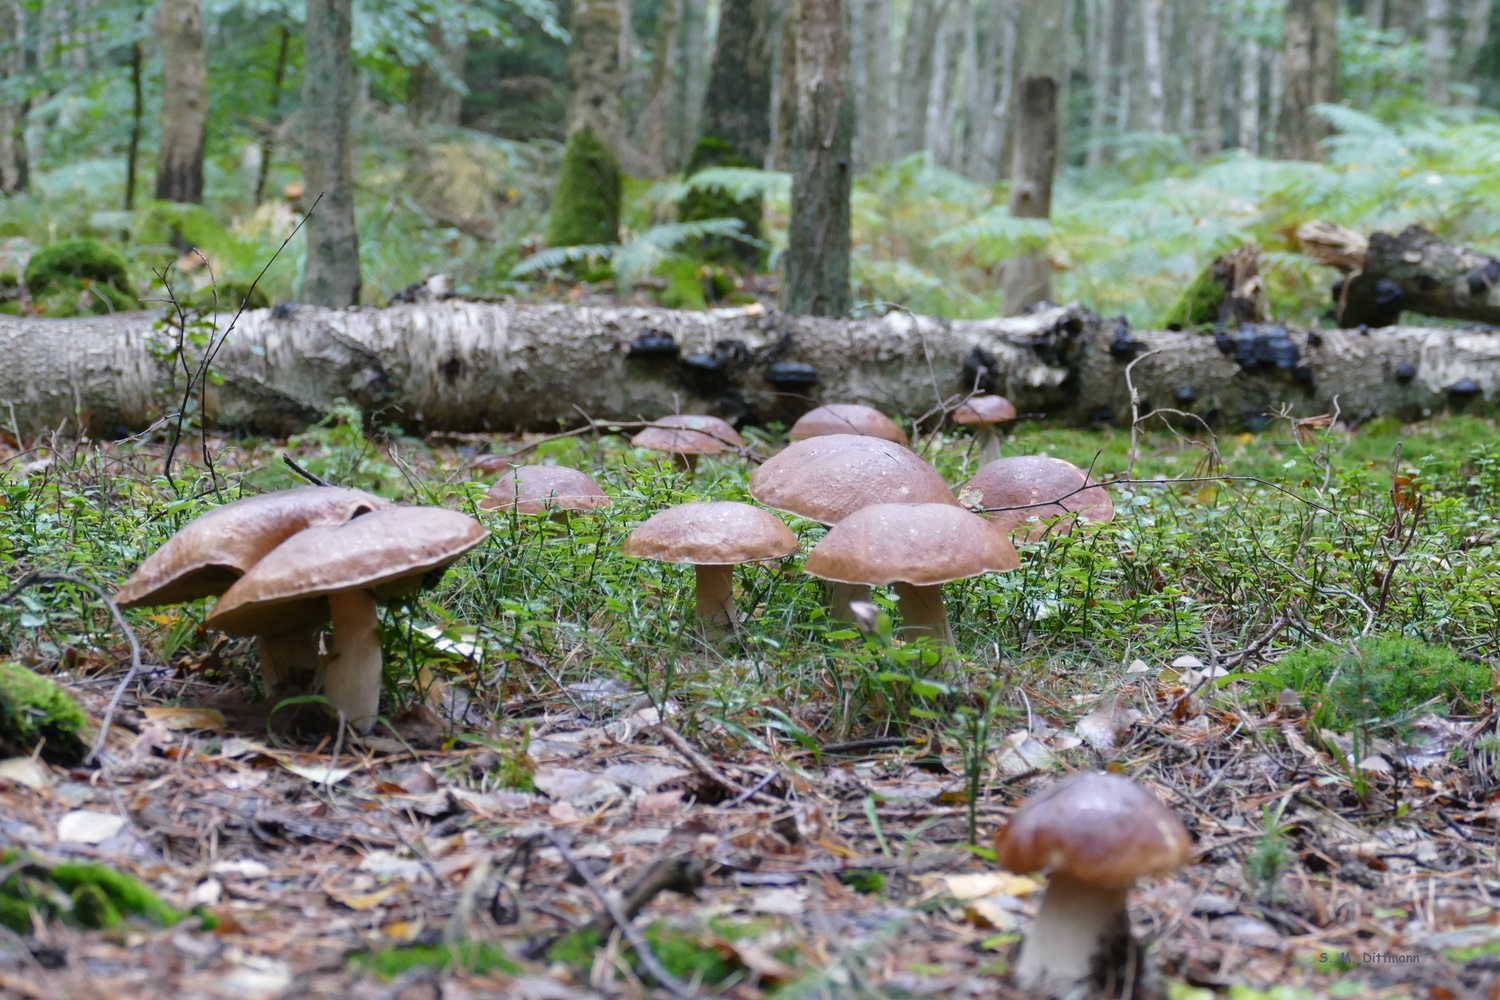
[322,589,383,731]
[891,582,956,652]
[694,564,737,641]
[1011,874,1131,992]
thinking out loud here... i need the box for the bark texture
[782,0,853,317]
[0,0,27,195]
[9,302,1499,439]
[565,0,626,157]
[154,0,208,203]
[1336,226,1500,328]
[635,0,683,175]
[302,0,360,308]
[895,0,949,156]
[698,0,776,167]
[1276,0,1338,161]
[1424,0,1452,106]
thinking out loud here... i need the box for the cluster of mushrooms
[112,401,1188,997]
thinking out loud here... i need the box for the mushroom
[623,501,798,642]
[962,455,1115,542]
[993,771,1192,995]
[750,434,960,622]
[206,506,487,732]
[802,502,1018,655]
[951,395,1017,464]
[632,414,746,473]
[789,403,908,445]
[114,486,389,695]
[478,465,611,524]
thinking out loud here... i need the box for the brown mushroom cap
[803,502,1020,585]
[790,404,908,445]
[623,501,798,565]
[962,455,1115,539]
[952,395,1018,426]
[115,486,390,608]
[993,772,1192,890]
[205,506,487,637]
[633,414,746,457]
[478,465,611,514]
[749,434,958,524]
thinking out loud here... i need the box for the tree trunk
[1109,0,1131,137]
[1003,0,1065,315]
[772,0,798,170]
[252,24,292,206]
[407,21,467,127]
[674,0,712,168]
[973,0,1017,181]
[1,0,30,195]
[1425,0,1452,105]
[1142,0,1166,134]
[1334,226,1500,328]
[302,0,360,308]
[565,0,626,158]
[1237,7,1263,153]
[1085,0,1111,167]
[1192,2,1220,156]
[697,0,775,167]
[782,0,853,317]
[6,303,1500,438]
[859,0,894,166]
[154,0,207,203]
[924,2,958,164]
[895,0,949,156]
[636,0,683,176]
[1457,0,1491,106]
[1276,0,1338,161]
[125,10,144,209]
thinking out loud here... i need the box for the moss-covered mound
[0,850,188,932]
[679,136,763,271]
[544,129,620,281]
[23,238,139,317]
[0,661,87,764]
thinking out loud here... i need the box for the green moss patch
[1158,259,1226,330]
[0,661,88,763]
[679,136,763,270]
[353,941,520,979]
[0,850,188,932]
[22,238,139,317]
[544,128,621,280]
[550,922,739,987]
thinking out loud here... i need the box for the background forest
[4,0,1500,325]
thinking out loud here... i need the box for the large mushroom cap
[623,501,798,566]
[205,506,487,637]
[115,486,390,608]
[993,772,1192,890]
[633,414,745,457]
[803,502,1019,585]
[478,465,611,514]
[790,404,908,445]
[962,455,1115,540]
[749,434,958,524]
[952,395,1018,426]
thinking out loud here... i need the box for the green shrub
[23,238,139,316]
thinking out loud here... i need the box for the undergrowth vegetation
[4,412,1499,777]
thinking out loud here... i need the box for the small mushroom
[993,771,1192,995]
[206,506,487,732]
[962,455,1115,542]
[951,395,1018,464]
[802,502,1018,656]
[632,414,746,473]
[789,403,908,445]
[622,501,798,642]
[478,465,611,523]
[115,486,389,696]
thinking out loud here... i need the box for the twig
[544,831,698,1000]
[656,722,779,805]
[0,571,146,764]
[281,453,329,486]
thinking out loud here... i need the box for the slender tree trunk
[861,0,894,165]
[565,0,626,157]
[154,0,207,203]
[1424,0,1453,105]
[954,0,982,173]
[973,0,1017,181]
[1084,0,1110,166]
[1369,0,1391,29]
[923,2,955,162]
[772,0,798,170]
[636,0,683,175]
[408,21,467,127]
[849,0,870,168]
[302,0,360,308]
[1141,0,1166,134]
[782,0,852,317]
[1192,3,1221,156]
[1,0,31,195]
[1276,0,1338,161]
[252,25,292,207]
[124,14,143,209]
[895,0,949,156]
[1110,0,1132,135]
[1238,7,1263,152]
[696,0,775,166]
[1003,0,1065,315]
[674,0,712,168]
[1456,0,1492,105]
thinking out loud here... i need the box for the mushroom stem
[257,632,321,698]
[974,425,1003,465]
[827,582,873,625]
[892,582,956,655]
[322,589,383,732]
[673,453,699,475]
[694,563,737,642]
[1013,874,1132,993]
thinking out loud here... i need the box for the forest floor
[3,424,1500,1000]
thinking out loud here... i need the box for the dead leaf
[57,809,126,844]
[330,883,406,911]
[0,756,51,789]
[604,762,690,792]
[142,706,228,731]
